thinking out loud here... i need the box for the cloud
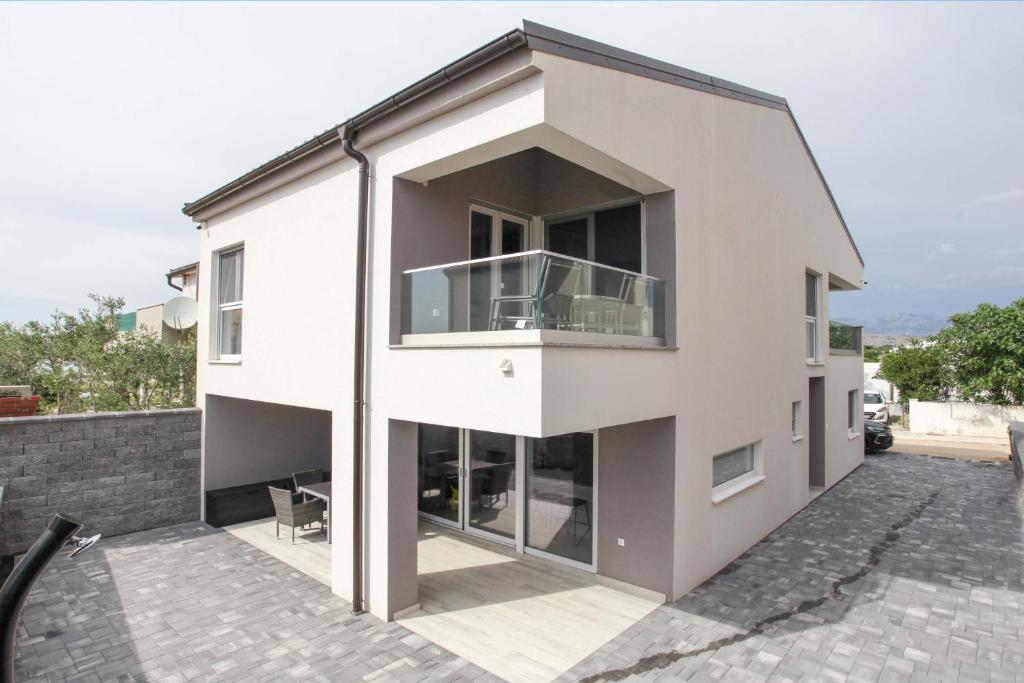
[925,242,956,259]
[923,264,1024,291]
[962,188,1024,209]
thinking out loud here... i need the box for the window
[848,389,858,433]
[545,201,643,274]
[217,246,244,357]
[712,443,756,488]
[792,401,802,439]
[805,272,819,361]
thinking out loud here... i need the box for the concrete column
[362,417,419,620]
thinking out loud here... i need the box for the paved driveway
[564,453,1024,682]
[14,452,1024,682]
[14,524,496,683]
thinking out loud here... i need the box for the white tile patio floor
[400,523,661,682]
[226,517,662,682]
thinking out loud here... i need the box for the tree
[935,298,1024,405]
[0,294,196,414]
[876,341,950,403]
[863,345,892,363]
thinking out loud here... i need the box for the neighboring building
[117,262,199,340]
[183,22,864,621]
[166,261,200,301]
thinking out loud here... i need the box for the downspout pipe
[165,273,183,292]
[339,124,369,616]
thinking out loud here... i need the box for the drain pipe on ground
[339,125,370,616]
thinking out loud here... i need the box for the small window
[792,401,802,438]
[217,246,244,357]
[848,389,858,433]
[805,271,819,361]
[712,443,755,488]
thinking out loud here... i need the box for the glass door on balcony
[468,207,529,331]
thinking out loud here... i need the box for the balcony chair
[488,256,582,331]
[268,486,325,543]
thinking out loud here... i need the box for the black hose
[0,513,82,683]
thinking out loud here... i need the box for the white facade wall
[909,400,1024,438]
[193,50,864,619]
[536,53,864,598]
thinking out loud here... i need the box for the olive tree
[0,294,196,414]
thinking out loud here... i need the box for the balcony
[401,250,664,345]
[829,321,863,355]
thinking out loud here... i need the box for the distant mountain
[835,313,948,337]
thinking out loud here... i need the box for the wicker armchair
[269,486,325,543]
[293,469,324,494]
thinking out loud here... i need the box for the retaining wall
[0,408,201,555]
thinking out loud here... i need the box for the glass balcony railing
[829,321,863,354]
[401,250,664,339]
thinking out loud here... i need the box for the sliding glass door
[466,430,518,542]
[416,424,597,567]
[416,424,462,527]
[526,433,595,567]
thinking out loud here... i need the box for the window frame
[805,270,820,362]
[711,441,765,503]
[792,400,803,441]
[848,389,859,435]
[215,244,244,361]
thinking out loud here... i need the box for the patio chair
[268,486,325,543]
[293,469,324,498]
[488,255,582,330]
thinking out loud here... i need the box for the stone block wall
[0,408,201,555]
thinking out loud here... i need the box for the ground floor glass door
[466,430,518,542]
[525,433,595,567]
[416,424,462,527]
[417,425,596,567]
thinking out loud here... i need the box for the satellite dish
[162,296,198,330]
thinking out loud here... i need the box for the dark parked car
[864,419,893,452]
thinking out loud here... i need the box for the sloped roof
[182,21,861,266]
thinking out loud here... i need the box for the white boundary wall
[909,399,1024,437]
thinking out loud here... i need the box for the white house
[183,22,864,626]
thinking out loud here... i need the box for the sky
[1,2,1021,329]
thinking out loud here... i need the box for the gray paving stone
[13,522,477,682]
[13,451,1024,682]
[566,454,1024,682]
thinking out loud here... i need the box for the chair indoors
[268,486,325,543]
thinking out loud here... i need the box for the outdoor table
[298,481,332,544]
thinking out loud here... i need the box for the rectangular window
[545,201,643,273]
[805,271,819,360]
[848,389,858,433]
[712,443,755,488]
[792,401,802,438]
[217,246,244,357]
